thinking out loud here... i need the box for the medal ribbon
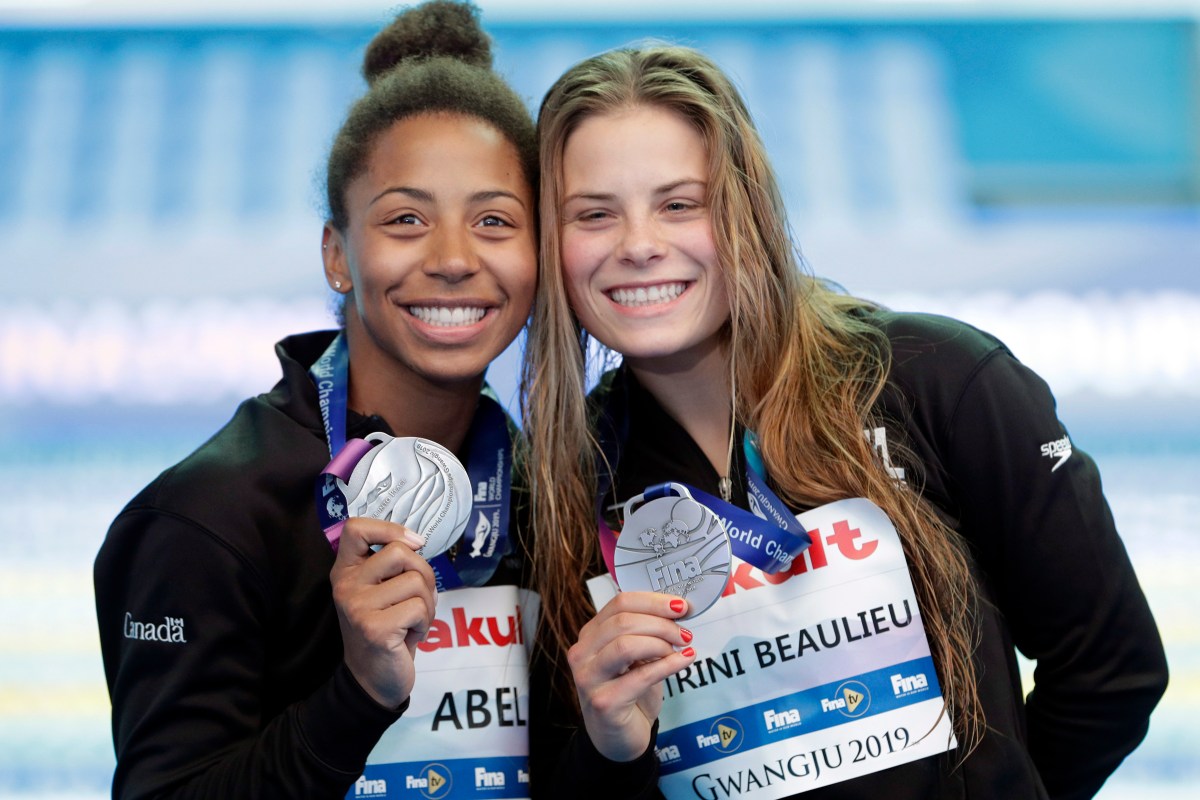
[599,457,809,579]
[309,330,349,459]
[594,378,810,578]
[308,333,512,589]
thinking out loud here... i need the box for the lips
[407,305,488,327]
[606,281,687,308]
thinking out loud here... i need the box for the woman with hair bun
[95,3,537,797]
[524,43,1166,799]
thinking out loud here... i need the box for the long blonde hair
[522,44,981,750]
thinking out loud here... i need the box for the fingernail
[681,647,695,658]
[669,598,686,613]
[680,627,693,644]
[402,532,425,550]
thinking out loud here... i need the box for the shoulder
[869,310,1008,372]
[124,330,335,521]
[105,344,332,566]
[862,310,1015,415]
[140,397,319,509]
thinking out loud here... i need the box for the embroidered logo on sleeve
[864,427,906,481]
[124,613,187,643]
[1039,435,1073,472]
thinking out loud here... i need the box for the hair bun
[362,0,492,84]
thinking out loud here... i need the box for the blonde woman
[524,44,1166,799]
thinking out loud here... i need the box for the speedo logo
[406,764,451,799]
[820,681,870,718]
[696,717,744,753]
[1040,435,1072,472]
[124,613,186,643]
[353,775,387,797]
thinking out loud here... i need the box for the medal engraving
[614,490,731,620]
[339,434,472,559]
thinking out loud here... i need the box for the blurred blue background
[1,1,1196,797]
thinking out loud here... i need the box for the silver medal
[339,433,472,559]
[613,483,732,620]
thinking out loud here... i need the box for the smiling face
[325,112,536,390]
[559,105,730,374]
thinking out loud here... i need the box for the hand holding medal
[561,484,729,760]
[322,433,472,709]
[319,432,473,559]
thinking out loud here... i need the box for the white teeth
[408,306,487,326]
[609,282,686,308]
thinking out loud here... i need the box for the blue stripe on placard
[349,755,529,800]
[654,656,941,776]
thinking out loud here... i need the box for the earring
[323,244,328,251]
[334,280,342,290]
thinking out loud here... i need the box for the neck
[343,328,481,456]
[628,339,733,478]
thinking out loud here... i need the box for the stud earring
[334,280,342,290]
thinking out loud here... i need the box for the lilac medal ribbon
[308,333,512,590]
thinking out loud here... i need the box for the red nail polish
[680,628,693,643]
[669,598,686,613]
[681,647,695,658]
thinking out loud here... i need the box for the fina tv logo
[696,716,744,754]
[353,775,387,797]
[820,681,871,718]
[405,763,452,799]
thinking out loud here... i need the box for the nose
[427,223,479,283]
[617,214,666,268]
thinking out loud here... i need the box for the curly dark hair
[324,0,537,231]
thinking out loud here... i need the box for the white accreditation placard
[588,499,955,798]
[349,585,539,800]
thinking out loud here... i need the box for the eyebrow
[370,186,527,209]
[471,189,528,209]
[562,178,706,205]
[371,186,433,205]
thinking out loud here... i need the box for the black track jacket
[95,331,525,799]
[538,312,1167,800]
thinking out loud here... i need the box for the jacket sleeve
[528,699,662,800]
[937,349,1167,800]
[526,623,663,800]
[95,509,402,800]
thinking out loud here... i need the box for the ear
[322,224,352,294]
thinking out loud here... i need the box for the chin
[419,352,500,385]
